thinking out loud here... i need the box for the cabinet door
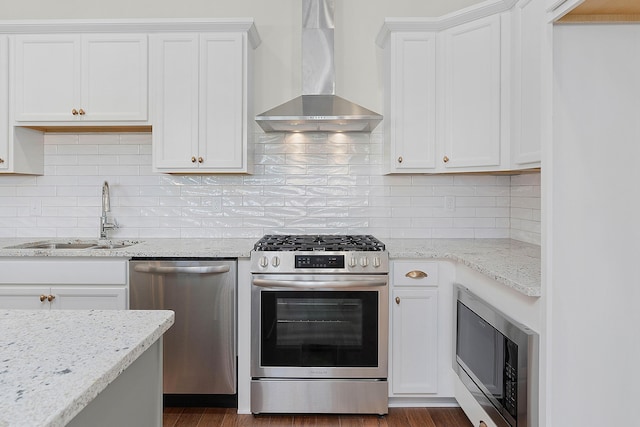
[151,34,200,171]
[52,286,127,310]
[441,15,501,169]
[512,0,544,166]
[81,34,148,121]
[0,35,8,171]
[391,288,438,394]
[0,286,51,309]
[386,32,437,173]
[199,33,246,171]
[14,35,81,121]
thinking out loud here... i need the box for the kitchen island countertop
[0,309,174,427]
[0,237,540,296]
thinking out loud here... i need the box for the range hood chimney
[255,0,382,133]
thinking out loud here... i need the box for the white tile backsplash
[0,131,541,243]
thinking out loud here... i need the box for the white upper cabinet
[0,36,8,171]
[511,0,544,167]
[151,29,256,173]
[440,15,502,170]
[13,33,148,123]
[0,35,43,174]
[382,32,437,173]
[378,6,510,174]
[378,0,551,174]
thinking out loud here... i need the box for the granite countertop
[0,238,256,258]
[385,238,541,297]
[0,309,174,427]
[0,237,540,297]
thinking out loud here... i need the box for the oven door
[251,274,388,379]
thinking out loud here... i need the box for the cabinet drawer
[392,261,438,287]
[0,258,128,285]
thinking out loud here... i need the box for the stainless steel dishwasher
[129,258,237,405]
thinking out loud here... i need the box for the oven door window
[261,291,378,367]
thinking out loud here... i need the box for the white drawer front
[392,261,438,287]
[0,258,128,285]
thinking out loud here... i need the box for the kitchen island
[0,309,174,427]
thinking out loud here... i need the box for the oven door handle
[252,278,387,289]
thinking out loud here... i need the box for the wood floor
[163,407,473,427]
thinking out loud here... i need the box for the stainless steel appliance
[250,235,389,415]
[454,285,539,427]
[255,0,382,133]
[129,258,237,406]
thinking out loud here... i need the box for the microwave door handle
[252,278,387,289]
[133,265,231,275]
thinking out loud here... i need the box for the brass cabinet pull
[0,158,4,164]
[479,422,488,427]
[39,294,47,302]
[71,109,79,116]
[443,155,450,163]
[78,108,86,116]
[191,156,197,163]
[395,296,401,305]
[405,270,428,279]
[47,294,56,302]
[397,156,403,163]
[198,157,203,163]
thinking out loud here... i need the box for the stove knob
[259,256,269,268]
[271,256,280,268]
[349,257,357,268]
[360,257,369,267]
[373,256,381,268]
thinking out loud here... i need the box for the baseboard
[388,396,459,408]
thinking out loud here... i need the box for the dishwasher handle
[133,264,230,275]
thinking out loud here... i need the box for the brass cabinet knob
[443,155,450,163]
[78,108,86,115]
[395,296,400,305]
[0,158,4,164]
[405,270,428,279]
[191,156,197,163]
[40,294,47,302]
[479,422,488,427]
[198,157,203,163]
[47,294,56,302]
[397,156,403,163]
[71,109,78,116]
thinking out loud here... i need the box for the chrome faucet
[100,181,118,239]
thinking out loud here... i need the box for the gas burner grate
[253,234,386,252]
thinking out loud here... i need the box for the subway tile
[0,133,540,240]
[79,134,120,145]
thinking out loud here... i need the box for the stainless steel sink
[5,240,140,250]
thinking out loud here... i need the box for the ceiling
[560,0,640,22]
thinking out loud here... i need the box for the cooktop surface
[253,234,386,252]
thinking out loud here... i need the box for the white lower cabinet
[391,287,438,394]
[0,285,126,310]
[389,261,441,397]
[0,258,128,310]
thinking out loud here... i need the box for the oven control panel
[251,251,389,273]
[295,255,345,269]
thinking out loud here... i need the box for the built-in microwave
[453,285,539,427]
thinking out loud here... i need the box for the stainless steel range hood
[255,0,382,133]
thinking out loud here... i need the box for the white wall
[0,0,483,115]
[550,24,640,427]
[0,131,541,241]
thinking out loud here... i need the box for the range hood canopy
[256,0,382,133]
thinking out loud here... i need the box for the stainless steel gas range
[250,235,389,415]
